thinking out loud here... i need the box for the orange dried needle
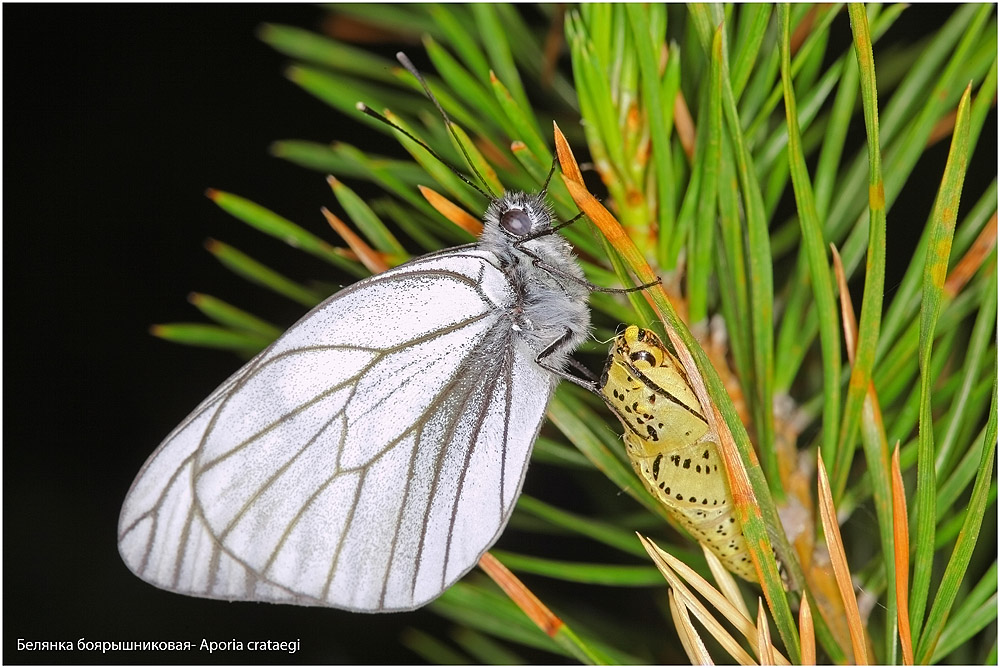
[892,442,915,665]
[799,597,816,666]
[944,212,997,297]
[817,454,869,664]
[478,552,562,638]
[830,243,858,364]
[674,91,696,161]
[320,207,389,275]
[418,185,483,236]
[552,120,584,186]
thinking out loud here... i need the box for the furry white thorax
[477,191,591,372]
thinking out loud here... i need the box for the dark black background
[4,3,995,665]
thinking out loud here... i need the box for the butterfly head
[479,190,562,265]
[483,191,552,239]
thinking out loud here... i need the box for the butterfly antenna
[396,52,498,200]
[356,102,492,201]
[541,155,558,194]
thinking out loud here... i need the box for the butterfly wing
[119,249,554,611]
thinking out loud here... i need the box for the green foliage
[157,4,997,664]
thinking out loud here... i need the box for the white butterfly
[118,51,657,613]
[119,180,604,612]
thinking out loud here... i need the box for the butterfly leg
[513,238,660,295]
[534,327,598,391]
[568,357,597,381]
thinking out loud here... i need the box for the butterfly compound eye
[500,208,532,236]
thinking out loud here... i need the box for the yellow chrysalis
[600,325,755,581]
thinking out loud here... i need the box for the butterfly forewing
[119,248,558,611]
